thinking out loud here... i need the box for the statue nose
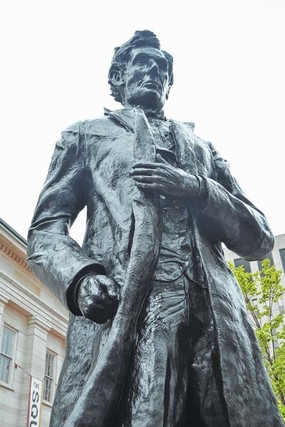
[148,60,159,74]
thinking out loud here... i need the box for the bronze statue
[27,30,284,426]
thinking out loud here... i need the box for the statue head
[108,30,174,112]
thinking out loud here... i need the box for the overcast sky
[1,0,284,244]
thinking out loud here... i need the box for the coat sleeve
[195,142,274,260]
[27,122,105,315]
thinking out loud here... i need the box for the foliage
[229,258,285,419]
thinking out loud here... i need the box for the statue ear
[166,86,171,100]
[109,65,124,86]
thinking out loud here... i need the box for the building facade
[1,216,285,426]
[0,219,68,427]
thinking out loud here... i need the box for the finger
[81,276,100,294]
[133,160,169,167]
[78,295,93,316]
[97,276,120,298]
[85,276,111,296]
[130,168,156,176]
[132,162,158,169]
[135,182,162,190]
[131,163,169,172]
[95,274,113,283]
[130,167,170,178]
[107,284,120,299]
[91,285,119,305]
[132,175,166,183]
[79,294,99,312]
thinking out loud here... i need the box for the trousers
[115,275,230,427]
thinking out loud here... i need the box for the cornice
[27,315,52,333]
[0,235,31,274]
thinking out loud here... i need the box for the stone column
[18,315,51,427]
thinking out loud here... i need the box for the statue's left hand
[130,154,200,198]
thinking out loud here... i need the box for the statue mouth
[142,81,161,90]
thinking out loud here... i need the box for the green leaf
[229,259,285,419]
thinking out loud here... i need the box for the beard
[127,87,165,111]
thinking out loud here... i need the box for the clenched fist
[77,274,120,324]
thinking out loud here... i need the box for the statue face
[123,47,170,111]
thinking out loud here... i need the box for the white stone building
[0,218,68,427]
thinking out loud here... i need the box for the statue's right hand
[77,274,120,324]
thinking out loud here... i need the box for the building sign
[27,377,42,427]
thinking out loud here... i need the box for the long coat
[27,108,283,426]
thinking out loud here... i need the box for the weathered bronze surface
[27,30,284,426]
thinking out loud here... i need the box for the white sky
[1,0,284,244]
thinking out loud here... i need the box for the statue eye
[133,55,148,67]
[157,58,168,71]
[135,60,146,67]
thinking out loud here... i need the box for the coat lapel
[105,108,136,133]
[106,109,200,176]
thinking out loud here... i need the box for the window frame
[0,324,17,386]
[279,248,285,273]
[42,350,56,403]
[233,257,252,273]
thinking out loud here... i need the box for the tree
[229,258,285,419]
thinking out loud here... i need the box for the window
[0,325,16,384]
[279,249,285,273]
[43,351,55,402]
[234,258,252,273]
[257,252,274,271]
[278,300,285,314]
